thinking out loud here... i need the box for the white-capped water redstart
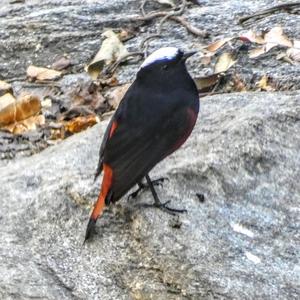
[85,47,199,241]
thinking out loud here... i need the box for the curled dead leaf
[0,80,12,96]
[86,30,129,80]
[0,93,41,126]
[214,52,236,73]
[105,83,130,110]
[27,65,62,81]
[194,74,221,92]
[204,37,232,52]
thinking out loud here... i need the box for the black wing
[103,104,196,202]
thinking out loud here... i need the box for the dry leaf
[200,55,212,66]
[231,74,247,92]
[156,0,176,7]
[105,84,130,109]
[239,30,265,44]
[0,80,12,96]
[247,27,293,59]
[64,115,99,134]
[264,26,293,49]
[194,74,221,92]
[248,46,266,58]
[0,93,16,124]
[276,52,294,65]
[27,65,62,81]
[256,75,274,91]
[287,40,300,62]
[86,30,129,80]
[118,29,131,41]
[0,93,41,126]
[3,115,45,134]
[214,52,236,73]
[52,56,71,70]
[204,38,232,52]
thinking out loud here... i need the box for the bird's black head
[136,47,196,88]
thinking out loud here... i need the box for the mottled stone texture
[0,92,299,299]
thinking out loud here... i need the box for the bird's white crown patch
[140,47,179,68]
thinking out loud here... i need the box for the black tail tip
[83,218,97,244]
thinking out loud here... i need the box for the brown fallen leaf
[0,93,41,126]
[214,52,236,73]
[194,74,221,92]
[105,83,130,110]
[204,37,232,52]
[52,56,71,71]
[0,93,16,125]
[2,115,45,134]
[86,30,129,80]
[64,81,106,119]
[287,40,300,62]
[27,65,62,81]
[63,115,99,134]
[0,80,12,96]
[256,75,275,91]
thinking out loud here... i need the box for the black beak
[182,51,197,61]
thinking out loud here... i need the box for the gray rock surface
[1,0,300,163]
[1,91,299,299]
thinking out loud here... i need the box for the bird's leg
[145,174,187,215]
[128,175,166,200]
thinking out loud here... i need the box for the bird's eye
[162,65,168,71]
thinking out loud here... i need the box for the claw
[83,218,96,244]
[138,200,187,216]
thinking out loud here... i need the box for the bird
[84,47,199,241]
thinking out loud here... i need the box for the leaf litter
[1,0,298,160]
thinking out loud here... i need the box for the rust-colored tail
[84,164,113,242]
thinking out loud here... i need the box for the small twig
[21,81,61,88]
[133,11,207,37]
[239,1,300,24]
[140,0,148,17]
[139,0,206,54]
[169,16,207,37]
[140,34,162,52]
[105,52,144,74]
[158,0,187,34]
[6,76,27,83]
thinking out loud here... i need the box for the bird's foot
[154,200,187,215]
[139,200,187,215]
[128,177,167,200]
